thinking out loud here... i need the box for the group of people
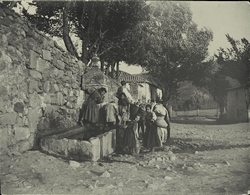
[78,80,133,127]
[122,99,171,154]
[77,80,171,155]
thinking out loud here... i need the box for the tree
[22,1,149,67]
[215,35,250,117]
[191,58,232,117]
[123,1,213,103]
[215,34,250,86]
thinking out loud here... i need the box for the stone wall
[0,7,121,155]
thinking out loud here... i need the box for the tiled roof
[118,71,159,87]
[118,71,147,83]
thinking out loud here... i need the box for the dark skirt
[122,127,136,149]
[144,124,162,149]
[82,98,100,123]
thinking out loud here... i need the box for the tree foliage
[215,35,250,114]
[215,34,250,86]
[124,1,213,102]
[22,1,149,65]
[192,35,250,117]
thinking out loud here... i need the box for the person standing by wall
[135,104,147,139]
[117,81,134,103]
[79,87,107,125]
[103,101,119,129]
[118,93,130,125]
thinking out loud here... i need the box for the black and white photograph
[0,0,250,194]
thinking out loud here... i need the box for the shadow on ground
[171,116,243,125]
[166,137,250,154]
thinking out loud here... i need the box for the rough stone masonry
[0,7,110,155]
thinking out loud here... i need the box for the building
[226,85,250,123]
[117,71,162,103]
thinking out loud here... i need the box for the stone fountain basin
[40,126,116,162]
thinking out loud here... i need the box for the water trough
[40,126,116,162]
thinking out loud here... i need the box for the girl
[122,115,141,155]
[144,105,161,152]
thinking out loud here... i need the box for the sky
[120,1,250,74]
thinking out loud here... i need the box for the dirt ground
[1,117,250,195]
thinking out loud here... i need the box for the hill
[171,81,217,110]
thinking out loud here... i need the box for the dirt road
[1,119,250,195]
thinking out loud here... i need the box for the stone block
[22,116,29,126]
[58,70,64,78]
[40,137,52,153]
[56,60,65,70]
[28,132,35,147]
[43,81,50,93]
[54,84,60,92]
[43,69,51,80]
[49,138,68,157]
[65,102,73,109]
[29,50,38,69]
[42,50,52,61]
[28,79,39,94]
[0,112,17,126]
[36,58,47,73]
[74,140,93,161]
[18,140,30,153]
[16,116,23,127]
[13,102,24,113]
[14,127,30,142]
[98,133,108,158]
[29,70,42,79]
[29,93,42,108]
[0,86,8,101]
[69,89,74,96]
[27,108,40,129]
[106,131,113,154]
[56,92,64,106]
[42,93,50,104]
[89,137,100,162]
[0,127,8,153]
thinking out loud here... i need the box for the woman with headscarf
[81,87,107,124]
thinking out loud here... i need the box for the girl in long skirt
[144,104,162,152]
[122,115,140,154]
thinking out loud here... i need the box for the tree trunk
[81,36,89,64]
[62,2,79,59]
[111,61,116,79]
[101,60,105,72]
[105,64,110,76]
[116,61,120,80]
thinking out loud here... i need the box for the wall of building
[227,87,248,122]
[138,83,151,103]
[0,7,120,155]
[128,82,139,103]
